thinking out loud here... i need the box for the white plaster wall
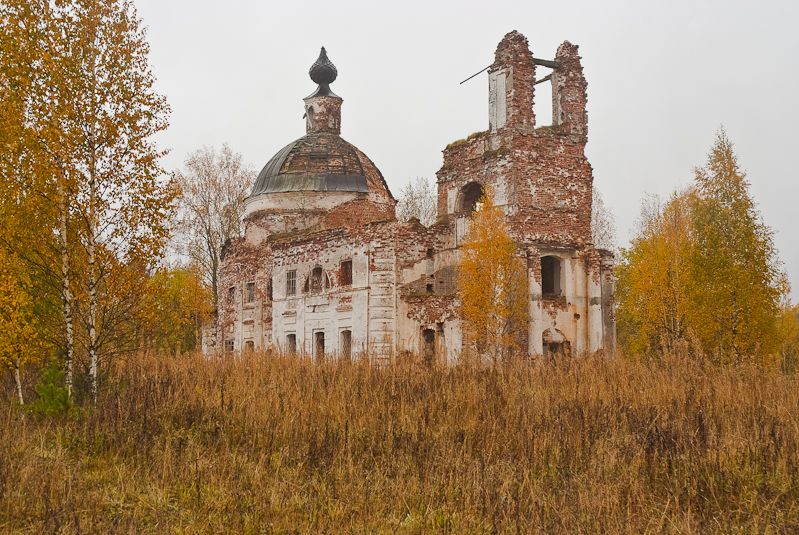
[272,242,376,359]
[243,191,361,219]
[489,68,508,131]
[528,248,601,356]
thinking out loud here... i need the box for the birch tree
[687,130,787,363]
[174,144,253,307]
[38,0,173,401]
[616,190,695,355]
[2,0,173,401]
[0,0,66,396]
[457,186,527,362]
[0,252,40,406]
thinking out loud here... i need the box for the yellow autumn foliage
[617,131,789,364]
[457,186,528,362]
[0,250,42,403]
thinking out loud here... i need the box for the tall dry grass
[1,353,798,533]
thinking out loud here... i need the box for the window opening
[286,333,297,354]
[286,270,297,296]
[535,74,554,126]
[245,281,255,303]
[340,260,353,286]
[544,341,571,360]
[541,256,562,297]
[459,182,485,215]
[340,329,352,359]
[307,266,329,294]
[314,331,325,361]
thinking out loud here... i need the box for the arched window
[458,182,484,215]
[541,256,562,297]
[543,328,571,360]
[305,266,330,294]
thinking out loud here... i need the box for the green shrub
[27,358,74,417]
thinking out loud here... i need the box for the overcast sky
[135,0,798,301]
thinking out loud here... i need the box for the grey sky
[136,0,799,301]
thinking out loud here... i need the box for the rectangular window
[422,328,436,364]
[245,281,255,303]
[228,286,236,303]
[340,259,352,286]
[340,329,352,359]
[286,270,296,296]
[267,280,273,301]
[224,339,234,352]
[314,331,325,361]
[541,256,562,297]
[286,333,297,354]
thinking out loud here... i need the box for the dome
[249,132,392,198]
[248,47,394,202]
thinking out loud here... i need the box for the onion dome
[307,47,338,97]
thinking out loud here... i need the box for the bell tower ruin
[436,30,613,356]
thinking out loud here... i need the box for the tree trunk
[87,148,100,403]
[210,245,219,308]
[87,123,99,403]
[59,190,75,399]
[13,355,24,407]
[88,233,98,403]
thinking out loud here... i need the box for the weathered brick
[207,31,615,362]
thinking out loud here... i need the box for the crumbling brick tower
[437,31,615,356]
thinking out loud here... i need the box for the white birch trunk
[88,235,98,403]
[87,158,99,403]
[13,355,24,407]
[59,191,75,399]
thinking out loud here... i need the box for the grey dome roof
[250,132,389,197]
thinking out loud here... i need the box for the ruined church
[208,31,616,362]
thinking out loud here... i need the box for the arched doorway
[542,328,570,360]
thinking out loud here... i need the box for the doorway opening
[422,328,436,365]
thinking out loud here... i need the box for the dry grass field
[2,353,799,533]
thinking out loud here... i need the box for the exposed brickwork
[303,95,342,135]
[437,31,592,248]
[492,31,535,131]
[322,197,395,229]
[281,133,362,175]
[209,31,615,361]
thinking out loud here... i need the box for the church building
[209,31,616,363]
